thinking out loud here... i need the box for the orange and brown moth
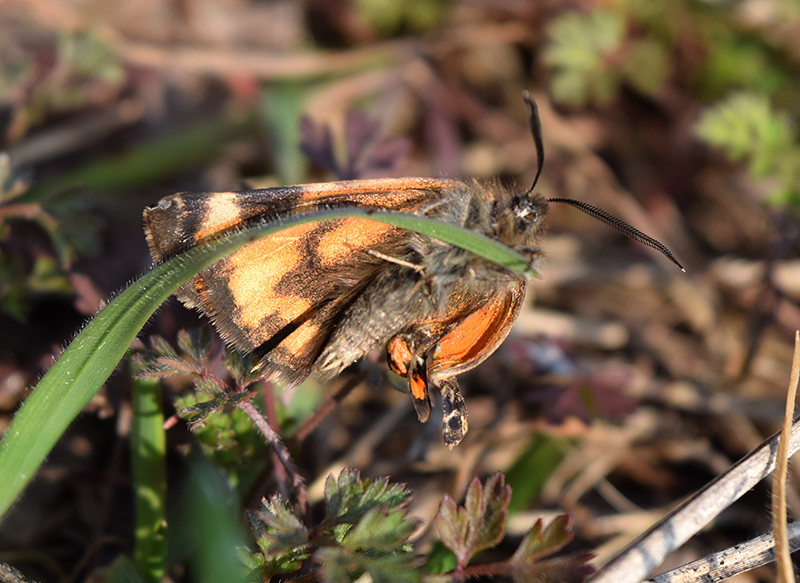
[143,95,681,448]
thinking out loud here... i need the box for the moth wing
[143,177,455,261]
[143,178,459,386]
[429,279,526,380]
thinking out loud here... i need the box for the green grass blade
[130,373,167,582]
[0,207,535,520]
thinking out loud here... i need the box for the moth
[143,94,681,448]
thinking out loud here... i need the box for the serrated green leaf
[434,473,510,568]
[433,495,467,564]
[323,469,413,526]
[696,91,800,206]
[510,515,572,565]
[499,515,595,583]
[254,495,309,552]
[177,328,213,364]
[695,92,793,167]
[193,377,226,397]
[621,38,668,96]
[544,10,625,105]
[247,496,310,577]
[223,348,264,386]
[342,506,420,551]
[181,398,228,429]
[316,546,421,583]
[149,336,180,359]
[175,393,267,471]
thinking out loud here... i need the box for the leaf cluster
[134,330,270,471]
[544,9,668,106]
[696,91,800,207]
[244,469,422,581]
[243,471,592,583]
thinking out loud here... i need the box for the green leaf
[434,473,511,568]
[505,515,595,583]
[316,546,421,583]
[342,506,421,551]
[510,515,572,565]
[544,10,625,105]
[247,494,311,576]
[174,392,268,471]
[621,38,668,97]
[59,28,124,86]
[696,91,800,206]
[696,91,793,169]
[505,433,566,514]
[353,0,450,35]
[223,347,266,388]
[177,327,214,364]
[0,205,533,520]
[323,469,413,526]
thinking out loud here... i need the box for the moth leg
[439,378,468,449]
[386,334,468,446]
[366,249,425,274]
[386,336,432,422]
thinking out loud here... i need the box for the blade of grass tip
[0,207,533,520]
[590,415,800,583]
[772,330,800,583]
[130,370,167,583]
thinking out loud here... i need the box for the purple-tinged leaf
[434,473,511,568]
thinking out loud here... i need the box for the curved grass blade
[0,207,535,520]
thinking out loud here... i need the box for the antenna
[548,197,684,271]
[522,91,544,195]
[522,92,684,272]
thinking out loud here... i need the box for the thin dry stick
[289,371,368,445]
[589,415,800,583]
[773,330,800,583]
[237,399,311,526]
[647,520,800,583]
[262,383,291,501]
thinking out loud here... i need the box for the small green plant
[544,9,668,106]
[135,330,592,581]
[696,91,800,207]
[243,470,592,582]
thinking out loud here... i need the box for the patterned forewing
[143,178,457,384]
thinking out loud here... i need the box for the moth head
[520,92,683,271]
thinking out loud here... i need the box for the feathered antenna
[522,91,684,272]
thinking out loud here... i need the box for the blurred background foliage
[1,0,799,581]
